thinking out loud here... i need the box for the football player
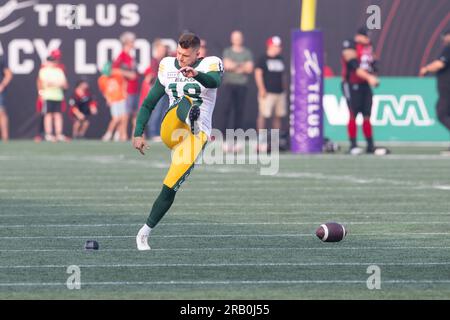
[341,27,379,154]
[133,32,223,250]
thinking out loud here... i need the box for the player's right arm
[342,40,379,87]
[254,68,266,98]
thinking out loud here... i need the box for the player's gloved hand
[132,136,150,155]
[189,105,200,134]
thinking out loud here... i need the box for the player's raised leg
[136,97,207,250]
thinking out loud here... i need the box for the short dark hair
[178,32,201,49]
[356,26,370,37]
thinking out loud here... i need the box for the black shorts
[341,82,373,117]
[43,100,63,113]
[78,105,91,116]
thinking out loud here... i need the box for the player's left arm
[179,68,222,88]
[194,71,222,88]
[180,57,223,88]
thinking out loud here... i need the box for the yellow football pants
[160,96,207,191]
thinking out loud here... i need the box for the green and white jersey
[158,56,223,137]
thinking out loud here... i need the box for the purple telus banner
[290,30,324,154]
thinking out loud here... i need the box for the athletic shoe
[136,225,151,251]
[373,147,390,156]
[102,132,112,141]
[348,147,363,155]
[45,134,56,142]
[56,134,68,142]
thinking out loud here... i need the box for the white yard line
[1,185,438,192]
[0,279,449,287]
[275,172,450,191]
[0,232,449,240]
[0,221,450,228]
[1,211,449,218]
[1,246,450,253]
[1,262,450,269]
[0,202,441,208]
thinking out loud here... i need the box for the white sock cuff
[142,224,152,234]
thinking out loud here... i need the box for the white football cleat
[349,147,363,155]
[136,225,151,251]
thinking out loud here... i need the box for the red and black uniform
[69,90,97,120]
[341,39,377,150]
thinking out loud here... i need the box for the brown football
[315,222,347,242]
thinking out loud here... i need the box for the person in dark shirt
[420,29,450,153]
[220,30,254,153]
[341,27,380,154]
[69,80,97,139]
[255,36,287,152]
[0,43,13,142]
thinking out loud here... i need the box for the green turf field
[0,141,449,299]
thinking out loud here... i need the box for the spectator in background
[114,32,139,140]
[37,49,69,142]
[98,62,127,142]
[324,53,335,78]
[199,38,208,58]
[255,36,287,152]
[324,65,335,78]
[0,42,13,142]
[341,27,380,154]
[69,79,98,139]
[35,49,67,142]
[420,29,450,154]
[139,39,169,141]
[220,30,254,152]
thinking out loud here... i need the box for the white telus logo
[303,49,321,78]
[0,0,35,34]
[324,95,434,126]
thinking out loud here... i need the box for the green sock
[146,185,176,228]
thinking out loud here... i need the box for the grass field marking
[2,246,450,253]
[2,211,449,218]
[276,172,450,191]
[2,153,449,162]
[1,232,450,240]
[1,262,450,269]
[0,202,444,208]
[2,185,439,193]
[1,279,450,287]
[2,221,450,228]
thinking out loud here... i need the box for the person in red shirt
[139,39,169,141]
[113,32,139,140]
[69,79,98,139]
[341,27,380,154]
